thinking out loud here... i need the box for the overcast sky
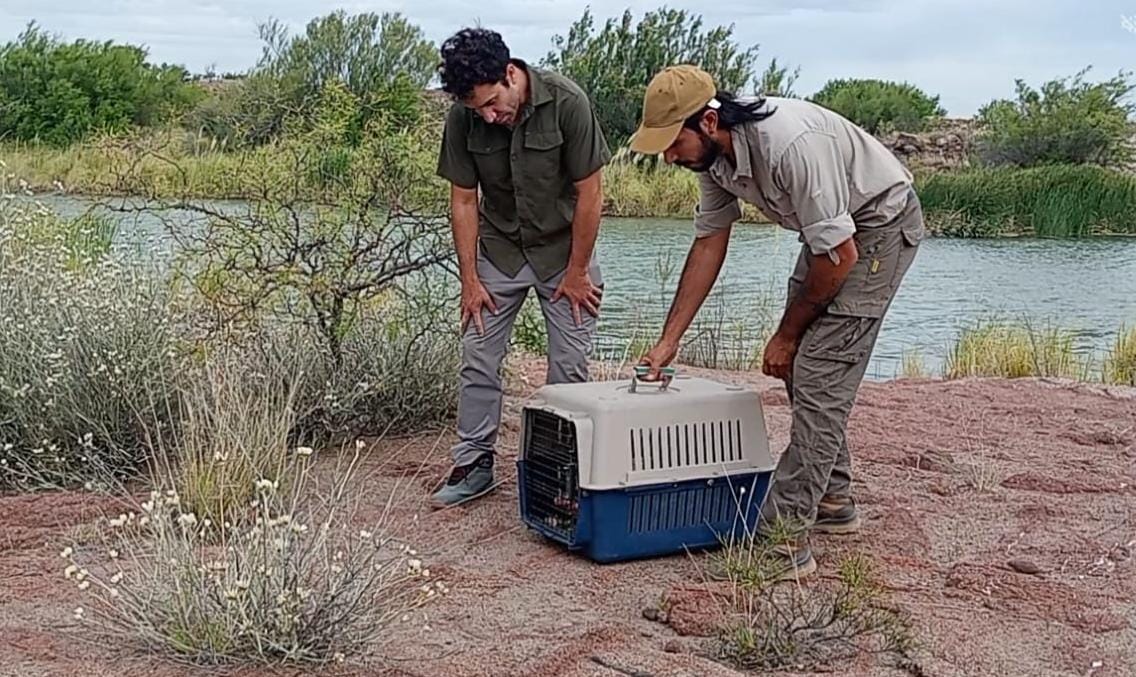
[2,0,1134,116]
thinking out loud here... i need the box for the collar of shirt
[709,124,755,184]
[514,60,554,124]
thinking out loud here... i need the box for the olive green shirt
[436,64,612,281]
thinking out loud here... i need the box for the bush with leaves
[187,11,435,147]
[543,8,787,147]
[0,22,203,145]
[974,67,1135,168]
[127,88,458,439]
[809,78,944,133]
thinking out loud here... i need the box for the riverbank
[2,359,1133,676]
[5,132,1136,236]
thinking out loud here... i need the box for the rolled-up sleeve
[775,131,855,257]
[693,172,741,238]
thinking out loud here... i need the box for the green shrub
[974,67,1135,168]
[0,23,203,146]
[918,164,1136,237]
[187,11,434,148]
[543,8,766,147]
[61,433,439,666]
[809,78,944,133]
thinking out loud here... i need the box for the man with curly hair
[431,28,611,508]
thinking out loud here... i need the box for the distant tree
[256,11,437,95]
[759,57,801,98]
[542,7,764,147]
[809,78,944,134]
[0,22,202,145]
[974,66,1135,168]
[186,11,435,147]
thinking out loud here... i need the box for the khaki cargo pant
[758,189,924,532]
[450,246,602,466]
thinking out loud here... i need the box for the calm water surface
[32,195,1136,379]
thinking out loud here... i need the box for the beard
[676,131,722,173]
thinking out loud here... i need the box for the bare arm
[451,184,480,285]
[776,236,858,343]
[638,228,730,377]
[565,169,602,275]
[451,184,498,333]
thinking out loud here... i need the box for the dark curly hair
[438,28,511,101]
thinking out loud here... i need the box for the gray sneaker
[812,495,862,534]
[430,457,495,509]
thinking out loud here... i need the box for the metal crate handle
[629,365,676,393]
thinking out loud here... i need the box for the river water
[29,195,1136,379]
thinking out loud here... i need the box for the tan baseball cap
[629,65,717,154]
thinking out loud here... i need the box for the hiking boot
[812,495,862,534]
[430,455,495,509]
[768,538,818,581]
[705,535,817,584]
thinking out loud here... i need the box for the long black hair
[683,90,776,131]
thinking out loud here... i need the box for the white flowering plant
[59,438,441,666]
[0,170,184,490]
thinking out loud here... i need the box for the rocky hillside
[879,118,978,173]
[879,119,1136,175]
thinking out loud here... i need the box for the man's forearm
[566,171,603,274]
[451,186,480,284]
[660,231,730,346]
[776,238,858,341]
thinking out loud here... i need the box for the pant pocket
[827,227,903,318]
[799,314,880,364]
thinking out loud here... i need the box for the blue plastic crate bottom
[518,460,771,563]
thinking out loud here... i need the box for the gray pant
[451,246,602,466]
[759,191,924,531]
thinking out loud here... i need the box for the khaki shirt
[693,96,915,258]
[436,63,611,281]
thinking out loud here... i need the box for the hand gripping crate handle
[630,365,675,393]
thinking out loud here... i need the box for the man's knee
[460,326,510,377]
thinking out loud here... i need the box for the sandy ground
[2,358,1134,677]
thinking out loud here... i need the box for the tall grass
[3,136,778,221]
[602,158,701,218]
[1102,324,1136,386]
[900,349,929,379]
[943,320,1089,379]
[919,164,1136,237]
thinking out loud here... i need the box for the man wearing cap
[632,65,924,579]
[430,28,612,508]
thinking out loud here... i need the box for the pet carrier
[516,367,775,563]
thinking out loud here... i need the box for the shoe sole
[811,513,862,535]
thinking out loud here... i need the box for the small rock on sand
[1008,559,1045,575]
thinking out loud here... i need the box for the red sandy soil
[2,359,1134,677]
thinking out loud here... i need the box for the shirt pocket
[466,135,512,188]
[522,129,565,196]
